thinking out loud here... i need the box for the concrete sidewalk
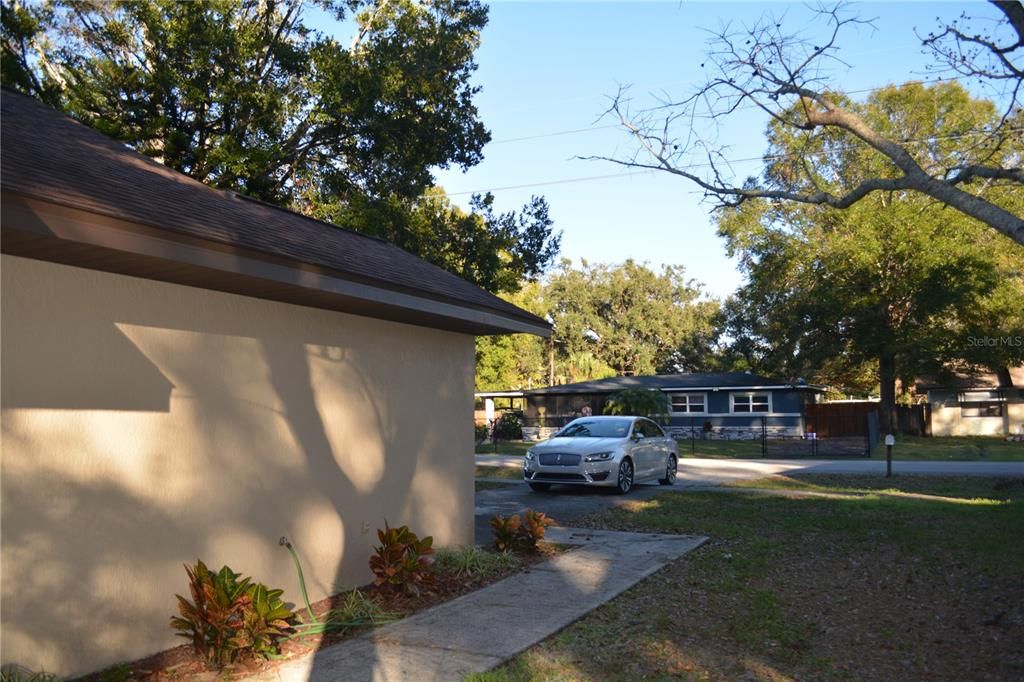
[250,528,706,681]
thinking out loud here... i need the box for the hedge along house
[521,373,825,440]
[0,90,550,677]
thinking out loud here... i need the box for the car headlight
[584,452,613,462]
[525,450,535,461]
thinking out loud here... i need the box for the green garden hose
[279,536,318,624]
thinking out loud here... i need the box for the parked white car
[523,415,677,494]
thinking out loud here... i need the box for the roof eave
[1,191,551,337]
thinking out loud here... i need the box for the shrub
[475,422,490,444]
[490,509,554,553]
[237,583,295,659]
[603,388,669,422]
[0,668,57,682]
[520,509,554,550]
[493,412,523,441]
[435,546,523,578]
[490,513,522,553]
[368,521,435,595]
[323,588,395,627]
[169,560,295,668]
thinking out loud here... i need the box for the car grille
[538,453,582,466]
[531,472,588,481]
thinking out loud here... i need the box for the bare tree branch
[590,1,1024,246]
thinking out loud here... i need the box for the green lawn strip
[726,473,1024,502]
[477,437,1024,461]
[475,441,533,457]
[675,438,765,459]
[471,477,1024,681]
[869,435,1024,461]
[474,465,523,480]
[672,434,1024,461]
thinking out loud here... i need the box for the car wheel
[659,454,677,485]
[528,482,551,492]
[615,458,634,494]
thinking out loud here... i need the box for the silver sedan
[523,416,678,494]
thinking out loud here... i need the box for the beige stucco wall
[930,396,1024,437]
[1,254,475,677]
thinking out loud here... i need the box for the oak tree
[718,83,1024,430]
[2,0,561,292]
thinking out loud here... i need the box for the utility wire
[428,126,1023,200]
[486,74,987,145]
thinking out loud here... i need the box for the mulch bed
[80,544,565,681]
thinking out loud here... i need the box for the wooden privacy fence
[805,402,877,437]
[807,402,931,437]
[895,404,931,436]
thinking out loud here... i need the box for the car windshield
[555,418,632,438]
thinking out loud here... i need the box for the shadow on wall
[0,277,174,410]
[0,256,473,677]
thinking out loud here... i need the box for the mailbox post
[884,434,895,477]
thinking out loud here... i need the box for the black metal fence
[673,415,875,458]
[523,414,879,458]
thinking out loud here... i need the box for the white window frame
[668,392,707,415]
[731,392,772,414]
[960,390,1004,418]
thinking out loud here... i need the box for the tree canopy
[317,188,560,294]
[547,260,720,377]
[3,0,488,203]
[475,260,721,391]
[718,82,1024,428]
[1,0,561,293]
[603,388,669,423]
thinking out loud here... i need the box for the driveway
[474,481,673,545]
[473,455,1024,545]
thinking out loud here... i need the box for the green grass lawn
[728,473,1024,498]
[870,434,1024,461]
[475,441,533,457]
[477,439,767,458]
[477,436,1024,461]
[679,435,1024,460]
[675,438,766,458]
[471,474,1024,681]
[474,465,523,480]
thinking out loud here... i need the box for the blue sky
[314,1,1008,299]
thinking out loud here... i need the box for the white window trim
[958,390,1006,418]
[668,391,708,415]
[730,392,772,414]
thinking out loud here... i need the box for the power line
[484,74,1000,148]
[427,126,1023,200]
[490,124,620,144]
[432,170,660,197]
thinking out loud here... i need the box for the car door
[645,419,672,474]
[633,419,660,478]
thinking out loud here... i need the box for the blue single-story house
[520,373,826,440]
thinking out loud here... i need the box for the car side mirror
[632,432,644,441]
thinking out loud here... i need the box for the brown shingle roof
[917,366,1024,391]
[0,88,548,332]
